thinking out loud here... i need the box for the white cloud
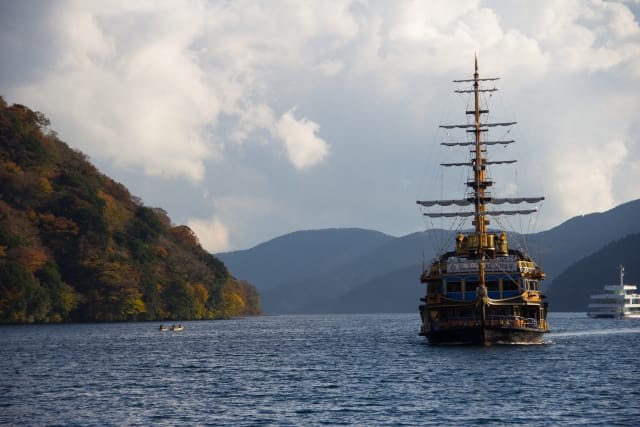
[14,2,219,182]
[1,0,640,249]
[551,139,628,218]
[187,215,230,253]
[274,109,330,170]
[314,60,344,76]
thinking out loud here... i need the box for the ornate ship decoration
[417,57,549,345]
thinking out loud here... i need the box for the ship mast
[472,55,486,236]
[472,55,486,287]
[416,56,544,256]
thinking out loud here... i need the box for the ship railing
[486,315,540,329]
[433,318,482,329]
[435,316,544,330]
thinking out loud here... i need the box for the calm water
[1,313,639,426]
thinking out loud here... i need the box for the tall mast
[473,55,486,235]
[473,55,486,288]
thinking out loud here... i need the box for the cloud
[551,139,628,218]
[187,215,230,253]
[1,0,640,249]
[274,109,330,170]
[2,1,344,181]
[10,2,219,182]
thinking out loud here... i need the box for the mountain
[218,228,394,292]
[254,231,443,313]
[527,199,640,282]
[319,264,423,314]
[0,98,260,323]
[219,200,640,314]
[545,233,640,312]
[218,228,448,314]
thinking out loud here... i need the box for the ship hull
[422,326,546,346]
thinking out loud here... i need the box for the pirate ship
[417,57,549,345]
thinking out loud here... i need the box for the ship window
[486,281,499,292]
[466,282,479,293]
[447,282,461,293]
[503,280,520,292]
[487,307,509,319]
[524,280,539,291]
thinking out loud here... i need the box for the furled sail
[455,88,497,93]
[422,208,538,218]
[417,197,544,208]
[453,78,500,82]
[417,200,472,207]
[490,197,545,204]
[441,140,515,147]
[440,122,517,129]
[440,160,516,167]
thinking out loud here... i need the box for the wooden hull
[419,297,549,345]
[422,325,547,346]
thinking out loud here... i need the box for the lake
[1,313,639,426]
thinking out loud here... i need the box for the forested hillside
[0,97,260,323]
[545,233,640,311]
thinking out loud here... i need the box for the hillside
[219,228,394,292]
[527,199,640,281]
[219,229,444,314]
[545,233,640,311]
[0,98,260,323]
[315,264,422,314]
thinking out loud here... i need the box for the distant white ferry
[587,266,640,319]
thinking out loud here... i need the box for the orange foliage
[153,245,169,258]
[39,213,80,235]
[171,225,199,248]
[16,245,50,272]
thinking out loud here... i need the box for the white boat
[587,266,640,319]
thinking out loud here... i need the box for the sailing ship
[587,265,640,319]
[417,57,549,345]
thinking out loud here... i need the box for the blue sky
[1,0,639,251]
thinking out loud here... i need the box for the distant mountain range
[218,199,640,314]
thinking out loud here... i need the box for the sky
[1,0,640,252]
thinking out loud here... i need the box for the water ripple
[1,313,638,426]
